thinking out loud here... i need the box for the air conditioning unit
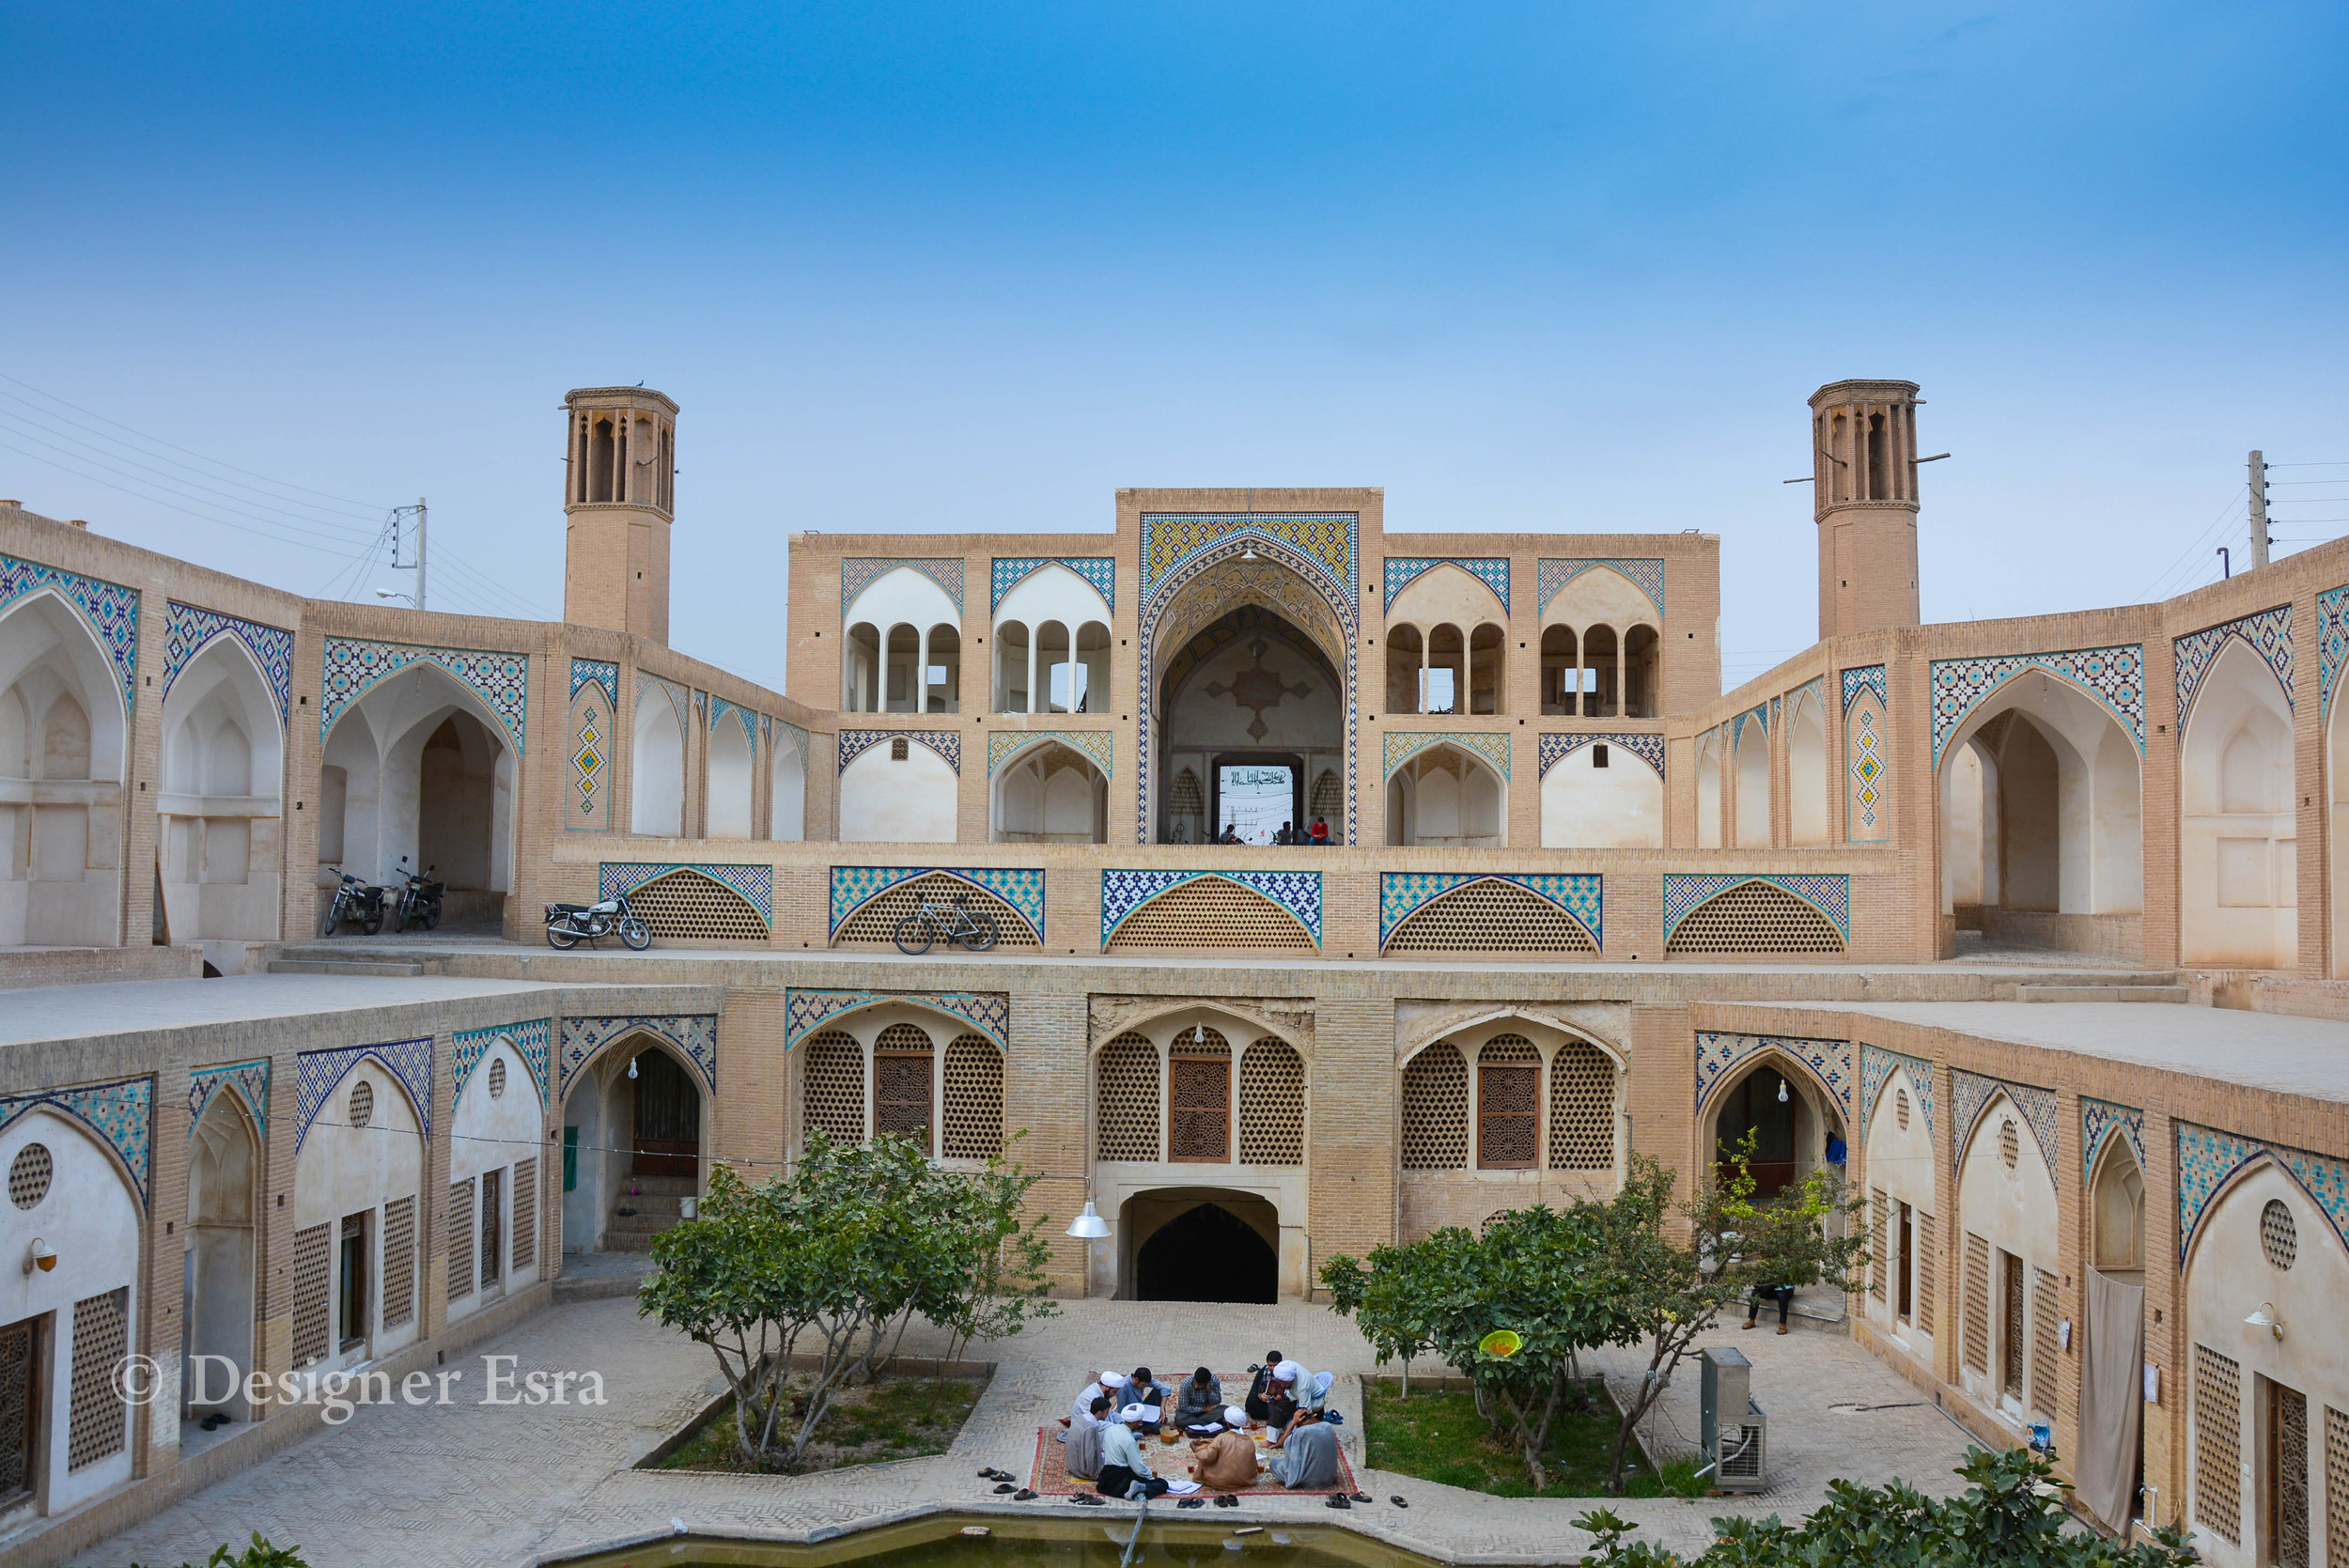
[1699,1346,1768,1493]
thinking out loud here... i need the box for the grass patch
[1363,1378,1708,1499]
[659,1372,986,1475]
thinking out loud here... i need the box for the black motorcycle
[544,892,651,951]
[319,868,390,937]
[392,857,445,932]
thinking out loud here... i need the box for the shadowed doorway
[1133,1199,1277,1303]
[632,1050,701,1178]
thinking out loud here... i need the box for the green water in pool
[551,1514,1443,1568]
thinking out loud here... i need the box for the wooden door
[1897,1204,1914,1323]
[0,1317,38,1509]
[2270,1381,2309,1568]
[1478,1063,1537,1169]
[632,1050,702,1177]
[1999,1250,2024,1401]
[1169,1056,1230,1161]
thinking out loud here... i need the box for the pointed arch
[1102,872,1317,952]
[159,633,285,941]
[630,678,686,836]
[1383,740,1504,846]
[625,866,770,942]
[1666,876,1846,955]
[1787,685,1828,845]
[0,588,132,945]
[319,659,517,898]
[1382,875,1598,955]
[2181,636,2296,969]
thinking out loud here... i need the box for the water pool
[552,1513,1446,1568]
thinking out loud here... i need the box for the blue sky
[5,3,2344,693]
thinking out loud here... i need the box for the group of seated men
[1059,1353,1342,1500]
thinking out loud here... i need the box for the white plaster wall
[1859,1067,1937,1363]
[1735,724,1770,846]
[631,682,685,836]
[770,732,805,842]
[2180,642,2296,968]
[1788,693,1828,846]
[1543,567,1657,633]
[158,641,284,941]
[447,1040,547,1321]
[320,667,514,891]
[1696,736,1722,848]
[292,1062,425,1367]
[1954,1093,2060,1422]
[1387,566,1506,632]
[0,592,128,946]
[1942,743,1988,909]
[0,1110,141,1516]
[186,1094,258,1421]
[995,565,1110,643]
[1540,747,1663,847]
[2183,1163,2349,1568]
[838,744,957,843]
[846,567,961,644]
[707,713,753,838]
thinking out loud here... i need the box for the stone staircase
[604,1174,697,1251]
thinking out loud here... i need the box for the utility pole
[2249,451,2270,571]
[414,496,428,612]
[388,499,429,610]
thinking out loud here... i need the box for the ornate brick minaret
[563,386,678,644]
[1810,380,1922,642]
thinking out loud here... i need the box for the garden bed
[655,1370,988,1475]
[1362,1377,1705,1499]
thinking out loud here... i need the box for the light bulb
[628,1056,640,1079]
[1777,1079,1789,1104]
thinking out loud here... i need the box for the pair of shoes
[1324,1493,1351,1510]
[1390,1496,1409,1509]
[1071,1494,1105,1506]
[1776,1324,1789,1335]
[1176,1498,1206,1510]
[1013,1489,1037,1501]
[1740,1321,1757,1330]
[980,1467,1016,1482]
[1213,1495,1239,1509]
[992,1483,1017,1494]
[1350,1492,1372,1504]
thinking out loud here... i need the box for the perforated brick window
[1385,878,1598,955]
[1400,1045,1469,1170]
[875,1023,935,1155]
[447,1177,476,1302]
[349,1079,373,1128]
[801,1030,867,1146]
[1665,881,1845,955]
[1546,1041,1613,1170]
[891,736,910,761]
[834,872,1042,947]
[1170,769,1205,815]
[629,868,769,942]
[1961,1231,1990,1374]
[1238,1040,1306,1166]
[2263,1199,2298,1269]
[1105,877,1315,952]
[511,1157,537,1275]
[290,1221,332,1367]
[381,1195,416,1329]
[2324,1404,2349,1567]
[2194,1343,2243,1545]
[65,1288,127,1472]
[2031,1268,2061,1420]
[1096,1032,1161,1161]
[941,1034,1003,1159]
[1999,1119,2019,1170]
[1170,1031,1231,1162]
[488,1058,507,1099]
[1895,1088,1910,1131]
[1915,1211,1936,1334]
[8,1144,52,1210]
[1869,1188,1889,1300]
[1477,1037,1539,1170]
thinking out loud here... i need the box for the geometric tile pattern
[1537,731,1665,779]
[827,866,1046,942]
[163,601,294,722]
[1951,1069,2058,1188]
[1536,558,1664,619]
[1382,729,1511,780]
[568,659,619,706]
[1929,644,2145,764]
[1101,869,1322,946]
[557,1016,719,1098]
[295,1039,435,1154]
[708,697,754,756]
[320,638,531,753]
[2176,1119,2349,1265]
[187,1058,271,1135]
[1860,1044,1935,1141]
[599,862,774,923]
[2173,603,2295,728]
[987,729,1115,778]
[1138,513,1360,846]
[990,557,1115,613]
[453,1019,551,1109]
[570,692,610,826]
[841,558,966,616]
[0,1075,153,1206]
[0,553,141,712]
[2320,585,2349,720]
[1842,664,1888,711]
[1664,874,1850,941]
[783,990,1010,1052]
[1847,691,1888,842]
[1735,703,1768,742]
[1382,557,1508,613]
[1694,1032,1853,1123]
[2081,1096,2145,1187]
[1378,872,1601,947]
[838,728,960,774]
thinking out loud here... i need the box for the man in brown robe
[1190,1406,1261,1492]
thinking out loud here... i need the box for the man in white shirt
[1072,1372,1128,1429]
[1097,1404,1171,1500]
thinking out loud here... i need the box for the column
[916,626,931,715]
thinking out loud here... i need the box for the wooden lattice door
[1170,1055,1230,1162]
[1478,1063,1538,1169]
[2271,1381,2309,1568]
[632,1050,701,1177]
[0,1317,36,1508]
[1999,1250,2024,1402]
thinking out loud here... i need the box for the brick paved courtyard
[75,1293,1979,1567]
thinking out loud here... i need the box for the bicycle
[893,892,999,955]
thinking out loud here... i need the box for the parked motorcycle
[544,892,651,951]
[319,868,390,937]
[392,856,445,932]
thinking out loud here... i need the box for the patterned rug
[1027,1418,1357,1498]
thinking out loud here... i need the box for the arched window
[1399,1045,1468,1170]
[1476,1037,1540,1169]
[801,1030,865,1145]
[873,1023,934,1154]
[1546,1042,1614,1171]
[941,1034,1003,1160]
[1237,1040,1305,1165]
[1095,1032,1160,1161]
[1168,1028,1230,1162]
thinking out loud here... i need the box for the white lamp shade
[1066,1201,1112,1239]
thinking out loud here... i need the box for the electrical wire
[0,436,392,563]
[2137,491,2245,602]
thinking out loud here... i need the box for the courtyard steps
[604,1174,698,1252]
[267,956,428,976]
[2013,982,2188,1003]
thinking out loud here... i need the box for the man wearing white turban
[1190,1407,1261,1492]
[1097,1404,1172,1500]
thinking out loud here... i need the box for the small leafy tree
[640,1131,1055,1470]
[132,1538,308,1568]
[1574,1447,2198,1567]
[1595,1142,1865,1493]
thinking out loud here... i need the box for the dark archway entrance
[631,1049,701,1178]
[1133,1201,1277,1303]
[1711,1062,1843,1201]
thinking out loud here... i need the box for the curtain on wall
[2075,1266,2145,1529]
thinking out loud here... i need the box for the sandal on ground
[1740,1321,1757,1329]
[1071,1494,1105,1506]
[1013,1490,1036,1501]
[1777,1324,1789,1334]
[1325,1494,1351,1510]
[1350,1492,1372,1504]
[1214,1495,1240,1508]
[1390,1496,1409,1509]
[1177,1498,1206,1509]
[993,1483,1017,1494]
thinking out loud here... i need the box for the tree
[1595,1141,1866,1493]
[1573,1447,2198,1567]
[639,1131,1056,1470]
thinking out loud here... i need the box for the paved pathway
[78,1296,1980,1567]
